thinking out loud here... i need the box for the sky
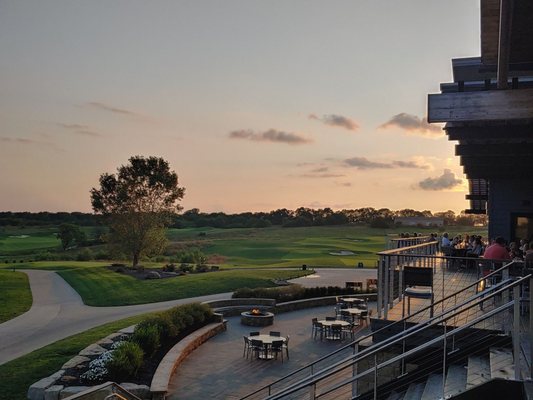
[0,0,481,214]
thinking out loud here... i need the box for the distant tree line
[0,212,103,227]
[0,207,488,229]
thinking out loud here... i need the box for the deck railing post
[384,256,390,319]
[514,285,520,380]
[530,276,533,380]
[352,343,359,398]
[377,257,383,318]
[309,382,316,400]
[442,324,447,400]
[373,353,378,400]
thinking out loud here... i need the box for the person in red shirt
[483,237,511,260]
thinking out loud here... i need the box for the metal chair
[402,266,434,318]
[330,324,343,340]
[249,331,260,336]
[282,335,290,359]
[250,339,264,359]
[270,340,284,363]
[269,331,281,337]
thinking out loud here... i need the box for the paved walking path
[0,270,232,365]
[0,267,376,366]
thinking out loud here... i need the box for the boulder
[145,271,161,279]
[59,386,90,399]
[27,370,65,400]
[78,343,106,356]
[119,383,151,399]
[43,385,63,400]
[61,355,90,370]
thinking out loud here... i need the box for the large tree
[90,156,185,267]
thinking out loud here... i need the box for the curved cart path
[0,267,376,365]
[0,270,232,365]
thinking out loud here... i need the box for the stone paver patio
[167,304,374,400]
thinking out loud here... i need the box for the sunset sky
[0,1,481,214]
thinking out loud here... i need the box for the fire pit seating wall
[202,298,276,317]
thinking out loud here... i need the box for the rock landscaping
[28,303,221,400]
[108,263,220,280]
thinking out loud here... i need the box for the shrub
[195,264,209,273]
[106,342,144,381]
[179,263,193,273]
[76,248,93,261]
[132,325,160,356]
[136,314,177,339]
[232,285,360,301]
[164,263,176,272]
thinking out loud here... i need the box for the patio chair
[249,331,260,336]
[330,324,343,340]
[282,335,290,359]
[325,316,336,321]
[359,310,368,327]
[243,336,251,358]
[340,310,351,322]
[342,324,354,340]
[271,340,284,363]
[269,331,281,337]
[312,320,324,340]
[402,266,434,318]
[250,339,264,359]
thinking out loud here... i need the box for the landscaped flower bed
[28,303,216,400]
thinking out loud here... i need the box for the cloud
[58,123,102,137]
[86,102,139,116]
[343,157,430,170]
[418,169,463,191]
[300,172,345,178]
[0,136,63,151]
[309,113,359,131]
[380,113,442,136]
[229,129,312,145]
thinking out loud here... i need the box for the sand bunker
[329,250,355,256]
[9,235,29,239]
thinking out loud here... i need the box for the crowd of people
[438,232,533,264]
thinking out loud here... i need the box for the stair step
[386,391,403,400]
[403,382,425,400]
[466,355,491,389]
[421,373,443,400]
[444,364,467,398]
[489,347,514,380]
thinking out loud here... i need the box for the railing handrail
[266,276,528,400]
[312,301,515,400]
[239,259,520,399]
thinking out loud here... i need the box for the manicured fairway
[57,266,310,306]
[0,270,32,323]
[0,227,59,256]
[166,225,487,268]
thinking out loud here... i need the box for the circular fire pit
[240,309,274,327]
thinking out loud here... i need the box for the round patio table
[318,320,350,340]
[248,334,286,359]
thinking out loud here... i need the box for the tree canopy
[90,156,185,266]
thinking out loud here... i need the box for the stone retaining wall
[150,321,227,400]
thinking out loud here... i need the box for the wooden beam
[446,124,533,140]
[428,88,533,123]
[456,143,533,156]
[460,155,533,166]
[497,0,514,89]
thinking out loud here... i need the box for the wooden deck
[383,261,492,328]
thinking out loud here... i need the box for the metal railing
[239,260,522,400]
[376,241,518,319]
[263,275,532,400]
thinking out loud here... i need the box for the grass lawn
[0,270,32,323]
[57,266,311,306]
[166,225,488,268]
[0,313,150,400]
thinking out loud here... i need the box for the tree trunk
[132,252,139,268]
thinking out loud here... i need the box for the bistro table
[340,297,366,306]
[318,320,351,340]
[248,334,286,359]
